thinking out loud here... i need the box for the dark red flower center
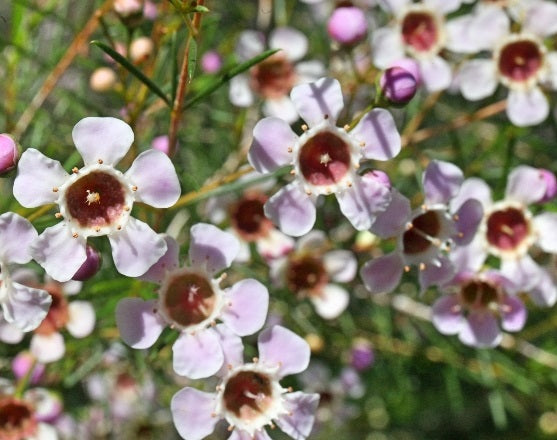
[498,40,543,82]
[0,397,37,440]
[401,11,438,53]
[230,194,272,241]
[299,131,351,186]
[486,207,529,251]
[65,171,127,229]
[286,254,328,295]
[223,371,273,420]
[460,280,499,308]
[250,53,296,99]
[163,272,215,327]
[35,284,69,335]
[402,210,441,255]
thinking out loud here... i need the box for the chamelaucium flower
[248,76,401,237]
[116,225,269,379]
[171,325,319,440]
[13,117,181,282]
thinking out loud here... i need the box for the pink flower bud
[201,51,222,74]
[151,135,170,155]
[350,339,374,371]
[72,244,102,281]
[143,0,158,20]
[327,6,368,46]
[130,36,154,63]
[538,169,557,203]
[0,133,19,175]
[380,65,418,105]
[12,352,45,385]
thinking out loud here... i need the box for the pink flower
[0,133,19,175]
[249,77,401,237]
[0,212,52,332]
[171,325,319,440]
[116,225,269,379]
[13,117,181,281]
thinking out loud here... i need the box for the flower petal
[1,283,50,333]
[523,1,557,37]
[501,256,557,307]
[248,117,298,174]
[264,183,316,237]
[310,284,349,319]
[173,328,224,379]
[31,223,87,282]
[505,165,547,205]
[229,74,254,107]
[323,250,357,283]
[115,298,164,349]
[424,0,461,13]
[423,160,463,206]
[236,30,265,61]
[188,223,240,275]
[290,77,344,126]
[221,279,269,336]
[351,108,401,161]
[30,333,65,363]
[276,392,320,440]
[419,256,455,292]
[269,27,308,62]
[66,301,95,338]
[140,234,180,283]
[370,189,411,238]
[418,56,452,92]
[534,212,557,253]
[125,150,180,208]
[449,239,487,273]
[432,294,464,335]
[450,177,492,212]
[337,173,391,231]
[457,59,498,101]
[453,198,484,246]
[171,388,218,440]
[13,149,68,208]
[0,213,37,264]
[109,217,167,277]
[507,87,549,127]
[72,117,134,166]
[360,252,404,294]
[500,295,527,332]
[0,317,24,344]
[295,60,327,85]
[214,324,244,376]
[459,312,502,348]
[258,325,310,377]
[371,27,404,69]
[263,96,299,124]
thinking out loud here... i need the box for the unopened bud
[143,0,158,20]
[151,135,170,156]
[12,352,45,385]
[327,6,368,46]
[72,244,102,281]
[0,133,19,175]
[114,0,143,17]
[130,36,154,63]
[89,67,117,92]
[380,65,418,105]
[538,169,557,203]
[350,338,374,371]
[201,51,222,74]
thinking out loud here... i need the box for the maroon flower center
[486,207,530,251]
[498,40,543,82]
[163,272,215,327]
[65,171,126,229]
[299,131,351,186]
[223,371,273,420]
[0,397,37,440]
[286,254,328,295]
[402,210,441,255]
[250,53,296,99]
[460,280,499,309]
[230,194,272,242]
[35,284,69,335]
[401,11,438,53]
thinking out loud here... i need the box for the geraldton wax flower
[248,77,401,237]
[13,117,181,282]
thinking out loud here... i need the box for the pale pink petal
[450,177,492,212]
[189,223,240,274]
[445,15,480,53]
[171,388,218,440]
[468,6,510,50]
[310,284,349,319]
[30,333,65,363]
[263,97,299,124]
[61,279,82,296]
[214,324,244,376]
[419,256,455,291]
[351,109,401,161]
[290,77,344,126]
[173,328,224,379]
[457,59,498,101]
[336,173,391,231]
[0,317,24,343]
[500,295,527,332]
[115,298,164,349]
[297,230,327,251]
[221,279,269,336]
[125,150,180,208]
[423,0,461,13]
[323,250,357,283]
[2,283,51,332]
[248,117,298,174]
[431,294,464,335]
[229,74,254,107]
[370,189,411,238]
[418,56,452,92]
[258,325,310,377]
[269,27,308,62]
[276,392,320,440]
[31,223,87,282]
[459,311,502,348]
[505,165,547,205]
[109,217,167,277]
[378,0,410,14]
[371,27,404,69]
[523,1,557,37]
[534,212,557,253]
[453,198,484,246]
[507,87,549,127]
[66,301,95,338]
[0,213,37,263]
[72,117,134,166]
[229,431,272,440]
[12,149,68,208]
[256,229,295,260]
[501,256,557,307]
[360,252,404,294]
[449,239,487,273]
[236,30,265,61]
[423,160,463,206]
[295,60,327,85]
[140,234,180,283]
[264,183,316,237]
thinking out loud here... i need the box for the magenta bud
[367,169,391,189]
[72,245,102,281]
[143,0,158,20]
[538,169,557,203]
[151,135,171,155]
[350,339,374,371]
[12,352,45,385]
[0,133,19,175]
[380,66,418,105]
[327,6,368,46]
[201,51,222,74]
